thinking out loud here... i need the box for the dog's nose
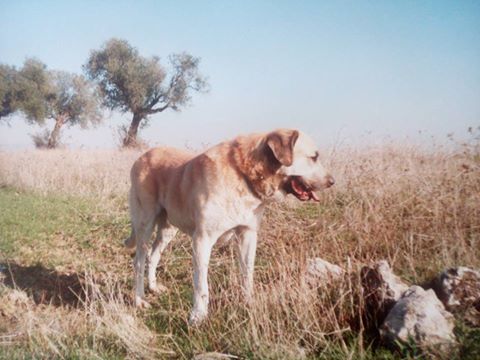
[326,175,335,187]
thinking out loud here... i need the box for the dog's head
[264,129,334,201]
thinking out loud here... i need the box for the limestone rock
[193,353,238,360]
[432,267,480,326]
[5,289,31,306]
[361,260,409,322]
[380,286,456,350]
[304,258,344,287]
[0,288,33,319]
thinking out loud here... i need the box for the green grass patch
[0,186,130,268]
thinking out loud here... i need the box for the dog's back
[124,147,195,248]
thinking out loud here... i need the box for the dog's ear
[265,130,299,166]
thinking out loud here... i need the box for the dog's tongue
[309,190,320,202]
[291,178,305,195]
[291,177,319,202]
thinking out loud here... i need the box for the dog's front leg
[237,229,257,303]
[189,231,215,325]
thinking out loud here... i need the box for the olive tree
[1,59,101,148]
[40,71,102,148]
[0,64,18,119]
[84,38,208,147]
[0,59,50,122]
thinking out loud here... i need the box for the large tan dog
[125,129,334,324]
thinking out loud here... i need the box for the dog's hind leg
[124,226,136,248]
[133,214,156,308]
[125,185,140,248]
[130,185,157,308]
[147,212,177,294]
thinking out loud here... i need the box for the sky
[1,0,479,150]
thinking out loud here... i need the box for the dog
[124,129,334,324]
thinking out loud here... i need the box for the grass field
[0,139,479,359]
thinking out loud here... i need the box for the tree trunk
[48,116,65,149]
[123,113,143,147]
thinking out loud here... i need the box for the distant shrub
[30,129,53,149]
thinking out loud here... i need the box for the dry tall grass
[0,271,171,358]
[0,149,141,200]
[0,138,479,358]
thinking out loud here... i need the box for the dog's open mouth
[284,176,319,202]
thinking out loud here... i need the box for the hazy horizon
[1,0,479,150]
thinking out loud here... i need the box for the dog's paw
[135,296,151,309]
[188,310,208,326]
[148,282,168,294]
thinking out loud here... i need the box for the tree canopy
[0,64,18,119]
[0,59,50,123]
[84,38,208,147]
[41,71,102,148]
[46,71,101,127]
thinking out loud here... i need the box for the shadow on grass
[1,262,87,307]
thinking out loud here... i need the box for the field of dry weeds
[0,139,479,359]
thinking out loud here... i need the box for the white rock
[5,289,31,306]
[193,353,238,360]
[304,258,344,287]
[380,286,456,350]
[361,260,409,318]
[434,267,480,308]
[433,266,480,326]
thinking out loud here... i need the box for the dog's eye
[310,152,319,162]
